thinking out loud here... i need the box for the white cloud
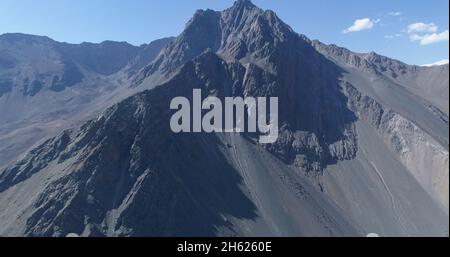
[384,34,402,39]
[406,22,448,45]
[421,59,449,67]
[409,30,449,45]
[407,22,438,34]
[388,11,402,16]
[343,18,380,34]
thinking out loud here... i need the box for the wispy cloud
[388,11,402,16]
[384,34,402,39]
[343,18,380,34]
[406,22,448,45]
[407,22,438,34]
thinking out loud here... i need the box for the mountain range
[0,0,448,236]
[0,33,173,167]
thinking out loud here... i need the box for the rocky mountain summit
[0,0,448,236]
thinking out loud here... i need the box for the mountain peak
[232,0,256,9]
[134,0,297,85]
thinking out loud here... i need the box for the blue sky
[0,0,448,65]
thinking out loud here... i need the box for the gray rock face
[315,40,449,212]
[344,82,449,210]
[0,0,448,236]
[134,1,359,173]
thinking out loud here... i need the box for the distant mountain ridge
[0,33,173,167]
[0,33,174,95]
[313,41,449,115]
